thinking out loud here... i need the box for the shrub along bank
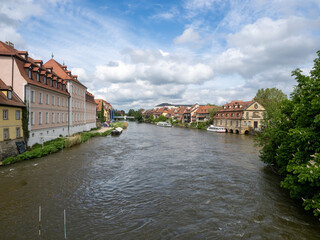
[0,123,129,166]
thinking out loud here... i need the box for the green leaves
[258,50,320,221]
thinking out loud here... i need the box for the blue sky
[1,0,320,110]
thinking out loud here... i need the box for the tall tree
[257,51,320,220]
[254,87,287,119]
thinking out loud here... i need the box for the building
[0,41,71,146]
[0,41,96,146]
[195,105,216,123]
[182,103,199,123]
[95,99,113,122]
[213,100,265,134]
[44,59,96,133]
[0,79,26,160]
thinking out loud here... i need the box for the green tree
[257,51,320,220]
[254,87,287,119]
[208,107,221,125]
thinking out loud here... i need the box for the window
[236,121,239,127]
[39,92,43,104]
[231,113,234,117]
[28,69,32,79]
[220,120,222,125]
[248,121,251,127]
[72,113,74,121]
[31,90,35,103]
[46,94,49,104]
[39,112,42,124]
[246,112,249,118]
[52,96,55,105]
[254,104,258,109]
[244,121,247,126]
[16,110,20,120]
[44,75,47,84]
[57,97,60,106]
[31,112,34,125]
[7,91,12,99]
[52,112,55,123]
[66,113,68,122]
[62,113,64,122]
[16,127,21,138]
[3,109,8,120]
[36,72,40,82]
[57,113,60,123]
[230,121,233,126]
[49,78,53,86]
[3,128,9,140]
[62,98,64,107]
[46,112,49,124]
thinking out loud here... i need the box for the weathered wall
[0,138,25,161]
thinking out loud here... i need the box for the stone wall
[0,138,25,161]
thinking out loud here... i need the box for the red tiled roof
[195,105,216,114]
[44,59,87,89]
[86,91,95,103]
[0,41,69,96]
[95,99,112,111]
[0,79,25,108]
[214,100,254,119]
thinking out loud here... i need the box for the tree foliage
[254,87,287,120]
[257,51,320,220]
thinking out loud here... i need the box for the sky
[0,0,320,111]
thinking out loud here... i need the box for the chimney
[5,41,14,48]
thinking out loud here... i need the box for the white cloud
[174,27,200,44]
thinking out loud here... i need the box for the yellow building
[0,79,25,160]
[214,100,266,134]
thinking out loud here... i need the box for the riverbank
[0,122,128,166]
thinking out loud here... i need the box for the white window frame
[31,112,34,125]
[52,95,55,105]
[39,92,43,104]
[46,94,49,104]
[46,112,49,124]
[31,90,35,103]
[16,110,20,120]
[52,112,55,123]
[57,112,60,123]
[39,112,42,125]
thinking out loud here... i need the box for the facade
[0,41,97,146]
[44,59,96,133]
[85,91,97,130]
[213,100,265,134]
[195,105,216,123]
[0,79,26,160]
[95,99,113,122]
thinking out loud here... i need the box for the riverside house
[95,99,113,122]
[0,79,25,160]
[213,100,265,134]
[0,41,96,146]
[195,105,216,123]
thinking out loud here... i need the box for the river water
[0,122,319,239]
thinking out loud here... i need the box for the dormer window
[228,106,231,109]
[7,91,12,100]
[50,78,53,87]
[44,75,47,84]
[55,81,57,88]
[28,68,32,79]
[36,72,40,82]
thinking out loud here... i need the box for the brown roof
[195,105,216,114]
[86,91,95,104]
[44,59,87,88]
[0,41,69,96]
[0,79,25,108]
[95,99,112,111]
[214,100,254,120]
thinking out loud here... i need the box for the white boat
[206,125,226,133]
[157,122,172,127]
[111,127,123,136]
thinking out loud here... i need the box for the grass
[1,126,117,166]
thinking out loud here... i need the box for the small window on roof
[7,91,12,100]
[28,68,32,79]
[44,75,47,84]
[36,72,40,82]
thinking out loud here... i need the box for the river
[0,122,319,239]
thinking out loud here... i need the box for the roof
[0,41,70,96]
[214,100,254,119]
[95,99,113,111]
[0,79,25,108]
[44,59,87,89]
[195,105,216,114]
[85,91,96,104]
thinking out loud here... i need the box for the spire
[51,53,54,59]
[63,60,65,65]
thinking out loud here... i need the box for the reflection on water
[0,122,319,239]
